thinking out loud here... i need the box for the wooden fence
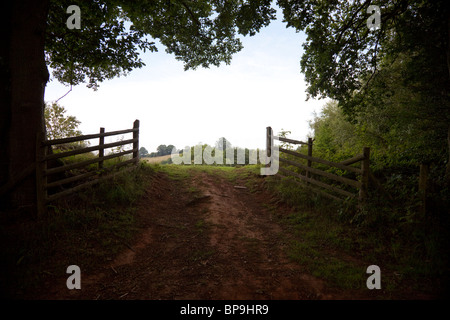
[266,126,370,205]
[36,120,140,215]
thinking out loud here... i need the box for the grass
[141,154,172,164]
[0,162,155,298]
[288,241,365,290]
[266,174,450,297]
[3,160,447,298]
[282,210,367,290]
[155,164,262,191]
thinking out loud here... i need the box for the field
[141,154,172,164]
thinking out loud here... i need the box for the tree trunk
[0,3,13,194]
[0,0,49,215]
[446,10,450,184]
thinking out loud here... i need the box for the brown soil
[37,169,399,300]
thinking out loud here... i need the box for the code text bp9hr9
[224,305,269,315]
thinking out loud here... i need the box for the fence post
[133,120,140,164]
[419,162,429,215]
[266,127,272,166]
[98,127,105,171]
[307,137,313,183]
[35,131,47,217]
[359,147,370,206]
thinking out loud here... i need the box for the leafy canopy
[277,0,449,114]
[277,0,449,172]
[44,102,82,140]
[45,0,276,90]
[139,147,149,157]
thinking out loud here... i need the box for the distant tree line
[179,137,262,166]
[139,144,177,158]
[140,138,262,166]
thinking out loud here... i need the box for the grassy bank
[1,162,447,299]
[0,162,156,299]
[266,174,450,298]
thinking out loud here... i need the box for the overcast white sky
[44,7,328,153]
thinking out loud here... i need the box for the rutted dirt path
[42,168,370,300]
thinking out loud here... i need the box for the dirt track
[43,168,373,300]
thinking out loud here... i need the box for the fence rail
[36,120,140,215]
[267,126,370,205]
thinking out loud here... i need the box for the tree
[156,145,169,156]
[215,137,232,151]
[277,0,450,179]
[139,147,149,158]
[277,0,448,105]
[149,145,177,157]
[44,102,82,141]
[166,145,176,156]
[5,0,448,214]
[215,137,233,165]
[1,0,276,213]
[44,102,89,152]
[309,101,359,162]
[351,52,449,168]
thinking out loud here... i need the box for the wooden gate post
[98,127,105,171]
[307,137,313,183]
[359,147,370,206]
[266,127,272,165]
[133,120,140,164]
[35,131,47,217]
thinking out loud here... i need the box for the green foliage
[44,102,89,152]
[149,144,177,157]
[308,101,360,162]
[45,0,276,90]
[278,0,449,109]
[267,173,450,295]
[139,147,149,157]
[44,102,82,141]
[352,52,449,168]
[268,175,314,209]
[46,0,156,90]
[157,144,176,156]
[160,157,173,165]
[215,137,232,151]
[278,129,293,150]
[91,164,152,206]
[308,99,449,213]
[278,0,449,182]
[1,163,155,298]
[278,98,450,287]
[183,139,261,166]
[288,240,365,290]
